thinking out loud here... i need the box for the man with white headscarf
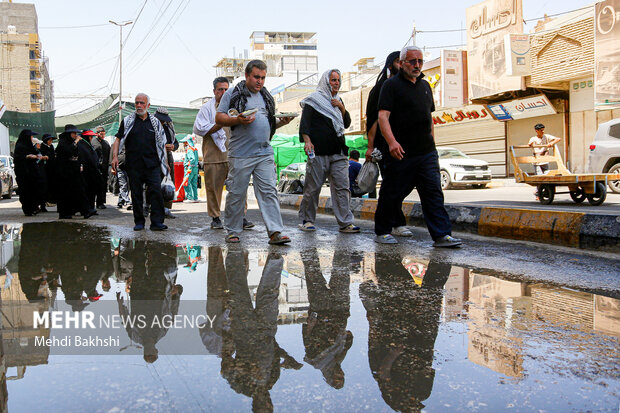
[297,69,360,233]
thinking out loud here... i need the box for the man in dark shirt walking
[374,46,461,247]
[111,93,169,231]
[92,126,111,209]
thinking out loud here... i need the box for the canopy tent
[0,109,56,150]
[55,94,118,128]
[54,100,199,139]
[270,134,368,180]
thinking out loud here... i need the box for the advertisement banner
[595,0,620,109]
[466,0,523,100]
[441,50,466,108]
[504,33,531,76]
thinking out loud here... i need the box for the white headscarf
[300,69,345,136]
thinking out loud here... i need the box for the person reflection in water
[116,241,182,363]
[198,246,231,357]
[301,248,353,389]
[360,251,450,412]
[220,248,302,412]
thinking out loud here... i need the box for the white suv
[587,118,620,194]
[437,147,492,190]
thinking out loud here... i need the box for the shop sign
[433,105,492,126]
[486,94,556,121]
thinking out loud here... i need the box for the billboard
[440,50,467,108]
[595,0,620,109]
[466,0,523,100]
[504,34,530,76]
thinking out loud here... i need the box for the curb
[278,194,620,251]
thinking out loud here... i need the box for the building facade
[0,3,53,113]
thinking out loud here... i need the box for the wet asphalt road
[0,199,619,412]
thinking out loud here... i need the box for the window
[609,123,620,139]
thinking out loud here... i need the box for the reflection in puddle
[0,222,617,412]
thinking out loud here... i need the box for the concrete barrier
[279,194,620,251]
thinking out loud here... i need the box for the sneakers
[127,204,133,211]
[133,224,145,231]
[433,235,462,248]
[392,226,413,237]
[165,208,176,219]
[339,224,361,233]
[211,217,224,229]
[150,223,168,231]
[97,204,107,209]
[375,234,398,244]
[243,218,255,229]
[299,221,316,232]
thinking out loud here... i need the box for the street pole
[109,20,133,126]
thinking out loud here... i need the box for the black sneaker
[243,218,255,229]
[211,217,224,230]
[97,204,107,209]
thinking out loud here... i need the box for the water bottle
[308,150,315,160]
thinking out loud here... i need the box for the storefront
[432,105,507,176]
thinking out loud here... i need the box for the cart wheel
[538,184,555,205]
[586,182,606,206]
[569,187,586,203]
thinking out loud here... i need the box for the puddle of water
[0,222,618,412]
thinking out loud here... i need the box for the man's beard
[136,108,146,116]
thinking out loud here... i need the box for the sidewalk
[278,180,620,251]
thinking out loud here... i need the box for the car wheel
[299,174,305,185]
[586,182,607,206]
[538,184,555,205]
[440,170,451,190]
[569,187,586,203]
[607,162,620,194]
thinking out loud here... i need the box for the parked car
[437,147,492,190]
[587,118,620,194]
[279,162,306,184]
[0,155,15,199]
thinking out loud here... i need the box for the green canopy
[270,133,369,180]
[0,109,56,149]
[54,101,199,139]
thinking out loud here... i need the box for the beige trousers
[204,162,228,218]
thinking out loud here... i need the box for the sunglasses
[405,58,424,66]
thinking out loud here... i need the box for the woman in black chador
[54,124,92,219]
[13,129,43,216]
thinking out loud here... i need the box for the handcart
[509,144,620,205]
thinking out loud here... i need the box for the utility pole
[411,22,417,46]
[109,20,133,126]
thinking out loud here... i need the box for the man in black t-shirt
[374,46,461,247]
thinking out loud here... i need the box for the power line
[415,4,594,33]
[122,0,149,47]
[40,23,110,29]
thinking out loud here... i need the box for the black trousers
[375,150,451,240]
[126,166,165,226]
[96,166,108,206]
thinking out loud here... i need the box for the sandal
[268,232,291,245]
[226,234,240,243]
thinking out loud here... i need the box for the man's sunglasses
[404,58,424,66]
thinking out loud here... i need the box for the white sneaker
[392,226,413,237]
[299,222,316,231]
[375,234,398,244]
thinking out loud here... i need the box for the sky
[26,0,593,115]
